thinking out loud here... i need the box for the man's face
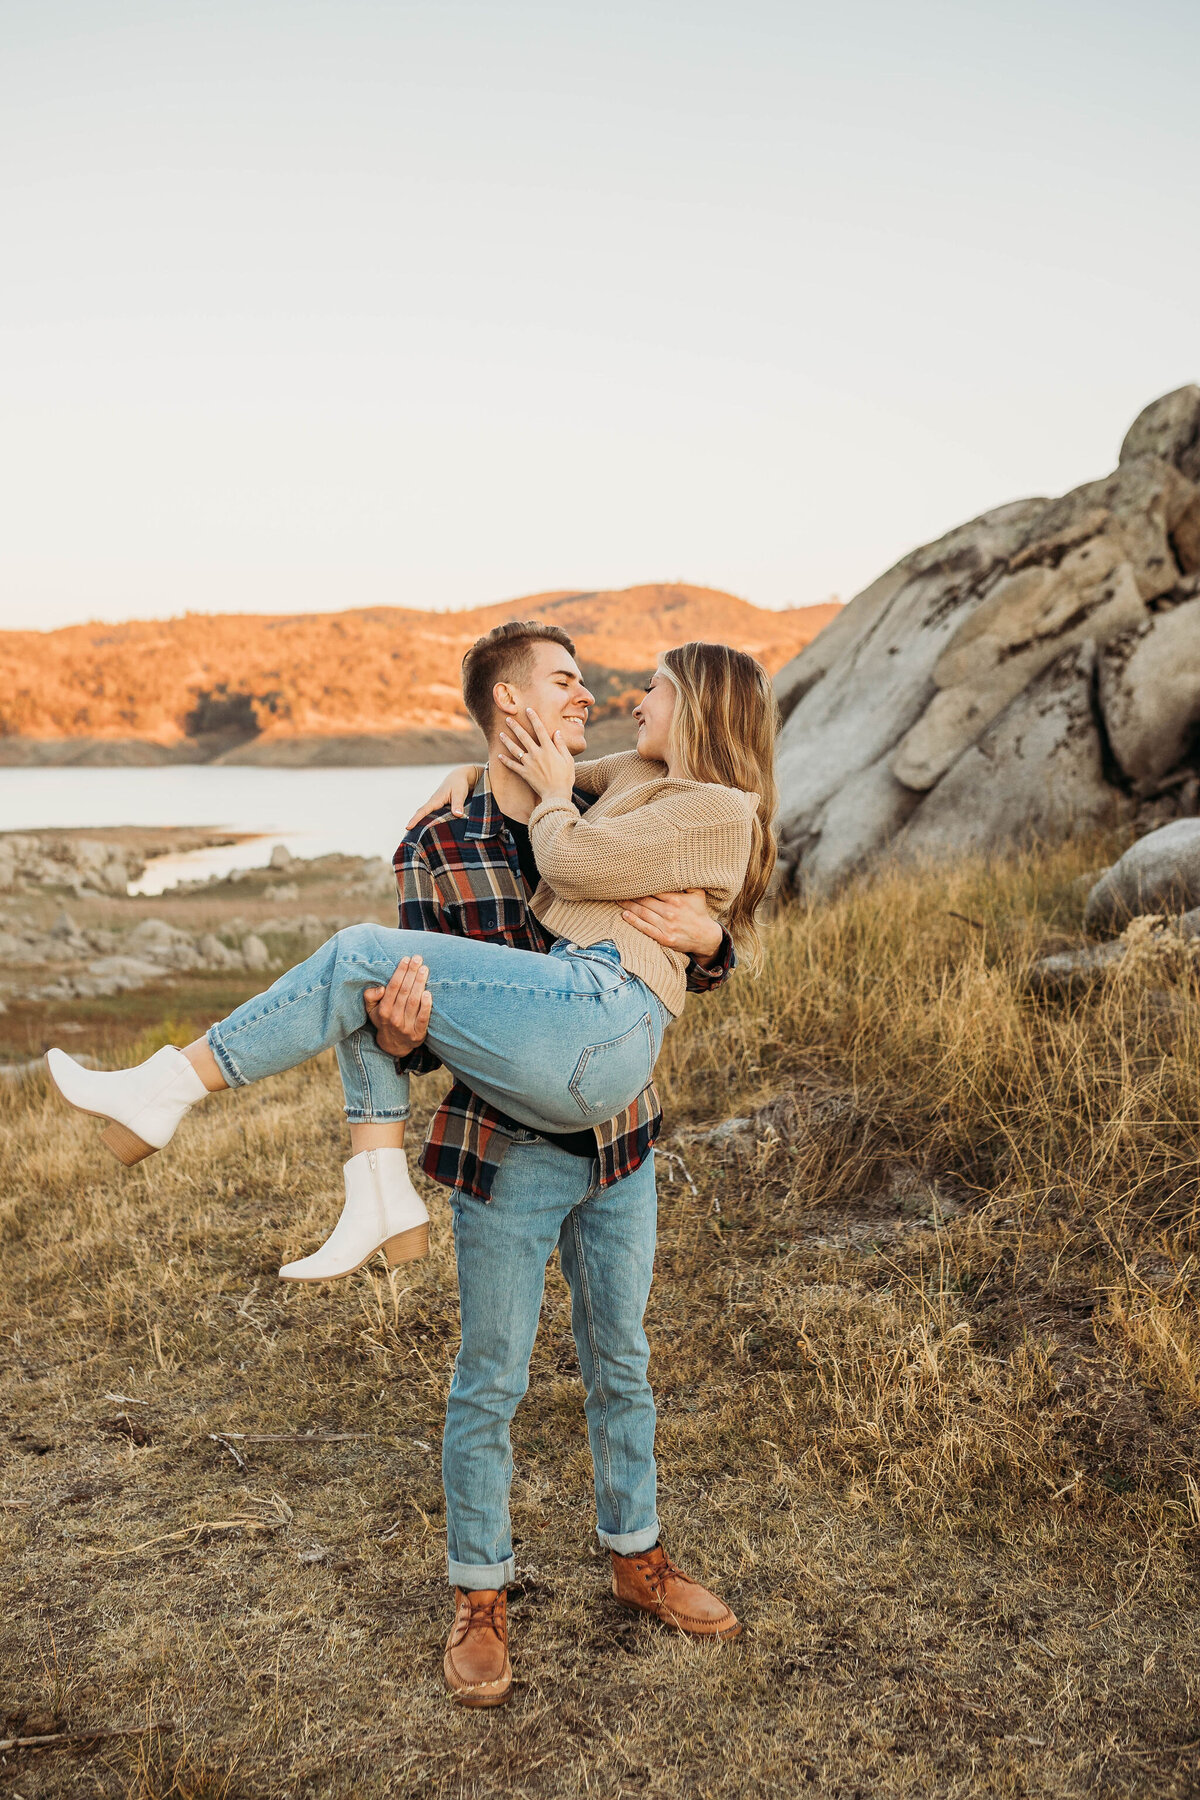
[495,640,594,755]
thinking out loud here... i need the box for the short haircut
[460,620,577,736]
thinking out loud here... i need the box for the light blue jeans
[445,1138,659,1587]
[207,928,668,1133]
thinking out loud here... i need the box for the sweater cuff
[528,795,580,832]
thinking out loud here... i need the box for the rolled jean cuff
[447,1552,516,1590]
[206,1025,249,1090]
[342,1105,410,1124]
[596,1518,660,1556]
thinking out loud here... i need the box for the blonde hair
[659,641,779,963]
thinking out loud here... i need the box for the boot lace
[464,1593,507,1643]
[636,1546,684,1599]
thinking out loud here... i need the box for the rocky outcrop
[0,836,145,896]
[1097,597,1200,790]
[894,643,1123,861]
[774,385,1200,888]
[5,908,337,1003]
[0,846,397,1009]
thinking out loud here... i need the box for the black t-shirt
[502,811,597,1162]
[505,816,543,899]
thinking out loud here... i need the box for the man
[366,620,742,1708]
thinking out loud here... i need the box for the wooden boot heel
[100,1121,157,1166]
[384,1222,430,1265]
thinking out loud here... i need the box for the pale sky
[2,0,1198,633]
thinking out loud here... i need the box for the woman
[46,642,778,1279]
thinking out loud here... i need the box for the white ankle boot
[45,1045,209,1165]
[279,1147,430,1281]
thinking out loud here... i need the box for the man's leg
[442,1140,591,1702]
[557,1154,660,1556]
[559,1153,742,1641]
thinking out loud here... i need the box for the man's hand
[621,891,724,964]
[365,956,432,1056]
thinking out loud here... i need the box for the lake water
[0,765,455,893]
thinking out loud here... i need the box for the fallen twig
[93,1516,281,1558]
[0,1723,176,1751]
[946,909,986,932]
[216,1431,372,1443]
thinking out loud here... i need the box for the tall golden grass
[2,836,1199,1797]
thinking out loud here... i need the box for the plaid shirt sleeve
[389,835,450,1076]
[684,927,736,993]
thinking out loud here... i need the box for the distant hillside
[0,585,840,766]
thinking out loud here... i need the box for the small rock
[1029,907,1200,995]
[127,918,204,971]
[197,933,244,970]
[269,844,294,871]
[241,933,270,972]
[263,881,300,903]
[49,909,79,940]
[1084,818,1200,934]
[70,955,167,998]
[1028,940,1127,995]
[679,1118,753,1145]
[42,934,88,964]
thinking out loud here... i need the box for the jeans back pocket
[568,1013,656,1119]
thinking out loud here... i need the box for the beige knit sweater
[526,750,757,1016]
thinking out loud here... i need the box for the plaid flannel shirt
[391,766,736,1201]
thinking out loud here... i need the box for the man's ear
[492,680,518,720]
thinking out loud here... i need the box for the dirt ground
[2,839,1200,1798]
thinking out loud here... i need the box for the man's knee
[449,1366,531,1424]
[576,1337,651,1399]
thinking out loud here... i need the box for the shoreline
[0,717,640,768]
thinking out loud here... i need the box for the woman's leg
[348,1121,406,1152]
[204,926,664,1137]
[182,1039,228,1091]
[182,1025,406,1150]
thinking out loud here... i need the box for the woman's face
[633,668,676,763]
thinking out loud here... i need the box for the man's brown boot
[443,1587,513,1706]
[611,1545,741,1640]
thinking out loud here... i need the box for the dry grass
[3,836,1200,1797]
